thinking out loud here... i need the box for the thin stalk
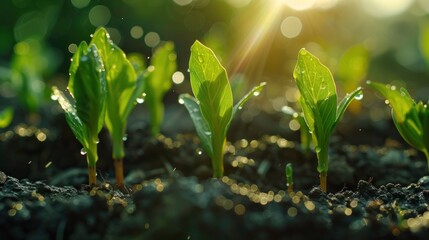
[114,158,125,189]
[212,138,226,178]
[287,183,294,194]
[112,135,125,189]
[320,172,327,193]
[88,165,97,186]
[316,144,329,193]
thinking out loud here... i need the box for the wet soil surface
[1,111,429,239]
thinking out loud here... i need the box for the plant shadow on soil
[1,106,429,240]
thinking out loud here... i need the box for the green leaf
[190,40,233,140]
[145,42,177,137]
[294,48,337,147]
[179,94,213,158]
[336,87,362,124]
[231,82,266,122]
[184,40,265,177]
[67,41,107,165]
[90,27,142,159]
[52,87,87,146]
[366,81,414,122]
[0,107,13,128]
[367,80,427,153]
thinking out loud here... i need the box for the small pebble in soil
[0,171,6,184]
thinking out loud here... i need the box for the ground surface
[1,110,429,239]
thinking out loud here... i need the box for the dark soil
[1,108,429,239]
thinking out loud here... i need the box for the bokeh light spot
[144,32,160,47]
[130,26,144,39]
[174,0,193,6]
[361,0,413,18]
[71,0,90,8]
[68,43,77,53]
[89,5,111,27]
[172,71,185,84]
[280,16,302,39]
[278,0,317,11]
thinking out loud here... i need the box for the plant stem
[320,172,327,193]
[316,145,329,193]
[212,138,226,178]
[114,158,125,189]
[287,183,294,194]
[88,165,97,186]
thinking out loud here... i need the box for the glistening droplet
[80,148,87,155]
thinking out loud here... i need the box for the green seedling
[179,41,266,178]
[10,39,59,116]
[52,41,106,186]
[367,81,429,172]
[293,48,362,192]
[144,42,177,137]
[89,28,145,189]
[282,105,312,157]
[0,107,13,128]
[285,163,294,194]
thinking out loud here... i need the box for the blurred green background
[1,0,429,128]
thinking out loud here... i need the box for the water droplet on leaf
[122,135,128,141]
[253,91,260,96]
[80,148,87,155]
[178,98,185,104]
[354,93,363,100]
[50,94,58,101]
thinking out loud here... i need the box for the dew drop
[204,131,212,136]
[122,134,128,141]
[111,47,115,51]
[80,55,89,62]
[385,100,390,105]
[90,34,94,38]
[50,94,58,101]
[301,70,305,74]
[187,69,190,73]
[95,138,100,144]
[354,93,363,100]
[178,98,185,104]
[70,58,73,62]
[253,91,260,96]
[196,148,203,155]
[80,148,87,155]
[238,106,243,110]
[136,98,144,104]
[300,49,307,55]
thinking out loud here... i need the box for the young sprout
[89,28,145,189]
[0,107,13,128]
[285,163,294,194]
[144,42,177,137]
[293,48,362,192]
[367,81,429,172]
[282,105,312,157]
[179,41,266,178]
[52,41,107,186]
